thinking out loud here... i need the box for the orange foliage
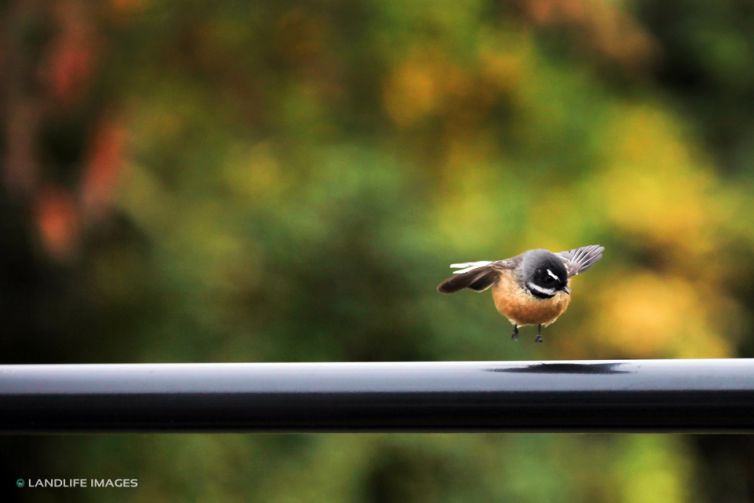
[383,47,449,127]
[81,118,128,221]
[521,0,656,70]
[42,0,100,105]
[35,186,81,261]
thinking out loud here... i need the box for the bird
[437,245,604,342]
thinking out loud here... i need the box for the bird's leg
[511,324,519,341]
[535,324,544,343]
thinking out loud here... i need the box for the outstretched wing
[557,244,604,277]
[437,258,516,294]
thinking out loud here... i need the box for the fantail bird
[437,245,604,342]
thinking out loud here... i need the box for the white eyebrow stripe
[546,269,559,280]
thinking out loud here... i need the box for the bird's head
[521,250,569,299]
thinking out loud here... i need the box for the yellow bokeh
[383,46,450,127]
[588,271,734,358]
[596,106,724,267]
[222,142,285,201]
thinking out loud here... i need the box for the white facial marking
[546,269,559,281]
[527,282,555,296]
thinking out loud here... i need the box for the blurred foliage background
[2,0,754,501]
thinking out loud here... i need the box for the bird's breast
[491,271,571,326]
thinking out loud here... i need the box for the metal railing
[1,359,753,432]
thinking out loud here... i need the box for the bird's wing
[438,258,517,293]
[556,244,605,277]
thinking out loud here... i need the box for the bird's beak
[562,286,571,294]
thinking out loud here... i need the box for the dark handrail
[1,359,753,432]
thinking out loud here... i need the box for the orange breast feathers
[491,270,571,327]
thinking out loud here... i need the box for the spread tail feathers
[437,262,498,293]
[449,261,493,274]
[558,244,605,277]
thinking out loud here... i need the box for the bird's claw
[535,324,544,343]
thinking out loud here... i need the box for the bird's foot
[535,324,544,343]
[511,325,519,341]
